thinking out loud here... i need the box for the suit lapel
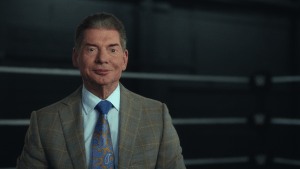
[118,84,142,169]
[59,86,87,169]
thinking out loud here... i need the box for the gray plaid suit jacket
[17,84,185,169]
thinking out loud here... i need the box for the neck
[84,82,118,100]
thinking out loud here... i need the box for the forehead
[82,28,121,45]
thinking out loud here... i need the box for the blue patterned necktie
[93,100,114,169]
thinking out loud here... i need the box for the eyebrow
[84,43,120,48]
[84,43,98,47]
[108,43,120,47]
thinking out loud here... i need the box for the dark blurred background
[1,0,300,168]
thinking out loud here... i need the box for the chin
[95,80,114,86]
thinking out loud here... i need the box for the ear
[72,47,79,67]
[122,49,128,71]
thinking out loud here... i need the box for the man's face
[73,28,128,89]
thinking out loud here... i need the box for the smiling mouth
[94,69,110,75]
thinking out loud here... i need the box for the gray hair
[75,12,127,51]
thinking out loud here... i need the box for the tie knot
[94,100,112,115]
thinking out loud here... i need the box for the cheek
[79,57,90,68]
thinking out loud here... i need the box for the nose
[95,49,109,64]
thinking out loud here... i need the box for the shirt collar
[82,84,120,115]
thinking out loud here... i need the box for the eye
[85,47,97,56]
[111,49,116,52]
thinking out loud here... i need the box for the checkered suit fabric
[118,85,185,169]
[16,84,186,169]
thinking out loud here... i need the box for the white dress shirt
[82,84,120,169]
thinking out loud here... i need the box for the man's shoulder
[35,86,82,115]
[120,84,163,107]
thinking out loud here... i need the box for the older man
[17,13,185,169]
